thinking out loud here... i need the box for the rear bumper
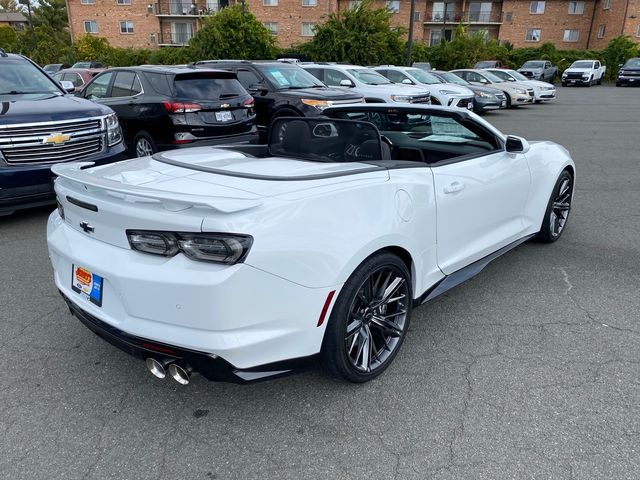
[474,97,504,112]
[0,144,126,214]
[61,293,317,384]
[159,130,258,150]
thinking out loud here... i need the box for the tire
[616,82,621,87]
[132,131,158,158]
[535,170,574,243]
[587,76,593,87]
[321,252,413,383]
[506,94,512,108]
[597,76,602,85]
[562,82,567,87]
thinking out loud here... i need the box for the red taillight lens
[162,101,202,113]
[243,97,255,108]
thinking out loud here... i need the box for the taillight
[162,101,202,113]
[243,97,254,108]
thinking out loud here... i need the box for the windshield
[436,72,469,85]
[480,71,505,83]
[623,58,640,69]
[523,61,544,68]
[406,69,441,84]
[0,59,62,97]
[570,61,595,69]
[255,64,325,89]
[349,69,392,85]
[475,61,496,69]
[507,70,529,81]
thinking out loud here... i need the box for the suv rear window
[0,58,61,96]
[174,75,246,100]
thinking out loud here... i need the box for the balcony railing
[424,11,502,23]
[155,0,229,16]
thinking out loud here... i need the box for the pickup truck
[517,60,558,82]
[616,57,640,86]
[561,60,606,87]
[0,50,126,215]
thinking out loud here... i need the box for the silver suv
[301,63,431,104]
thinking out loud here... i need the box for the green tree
[298,0,405,65]
[32,0,68,32]
[601,35,639,80]
[0,0,19,12]
[189,5,276,60]
[0,24,17,50]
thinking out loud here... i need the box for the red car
[52,68,105,93]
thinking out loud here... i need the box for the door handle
[443,181,465,194]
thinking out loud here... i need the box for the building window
[263,22,278,35]
[597,24,605,38]
[263,0,277,6]
[117,0,131,4]
[568,1,584,14]
[505,11,513,21]
[83,20,98,33]
[530,1,545,14]
[603,0,611,9]
[413,11,421,21]
[119,20,134,33]
[348,0,361,9]
[637,25,640,37]
[302,0,317,5]
[386,0,399,13]
[301,22,315,36]
[170,21,194,44]
[429,30,442,46]
[469,2,493,22]
[525,28,541,41]
[563,29,579,42]
[80,0,95,4]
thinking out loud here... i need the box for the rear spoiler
[51,162,263,213]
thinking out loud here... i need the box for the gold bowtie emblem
[43,133,71,145]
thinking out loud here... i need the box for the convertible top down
[48,105,575,384]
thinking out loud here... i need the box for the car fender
[523,142,576,232]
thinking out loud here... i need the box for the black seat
[280,120,311,156]
[357,139,391,161]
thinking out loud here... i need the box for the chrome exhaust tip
[168,363,191,385]
[145,358,168,379]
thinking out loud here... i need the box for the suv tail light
[243,98,254,108]
[162,101,202,113]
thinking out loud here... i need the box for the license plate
[72,265,103,307]
[501,100,506,107]
[215,111,233,122]
[467,102,474,110]
[630,79,635,82]
[571,80,576,83]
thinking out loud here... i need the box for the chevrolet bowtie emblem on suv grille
[79,221,94,233]
[43,132,71,145]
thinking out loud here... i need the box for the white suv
[302,63,431,104]
[373,66,475,110]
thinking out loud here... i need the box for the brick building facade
[65,0,640,49]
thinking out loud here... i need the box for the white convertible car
[47,105,575,385]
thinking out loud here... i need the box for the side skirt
[414,234,536,306]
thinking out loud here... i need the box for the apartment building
[65,0,639,49]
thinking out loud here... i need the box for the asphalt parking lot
[1,85,639,480]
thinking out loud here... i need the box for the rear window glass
[174,76,246,100]
[145,72,172,96]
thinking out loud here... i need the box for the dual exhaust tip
[145,358,191,385]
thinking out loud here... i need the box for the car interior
[217,110,501,165]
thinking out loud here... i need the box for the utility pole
[406,0,416,66]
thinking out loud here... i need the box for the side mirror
[401,78,413,84]
[60,80,76,93]
[248,83,267,93]
[505,135,530,153]
[480,78,489,84]
[339,79,354,87]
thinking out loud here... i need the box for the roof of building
[0,12,28,22]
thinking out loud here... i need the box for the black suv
[0,50,126,215]
[194,60,364,136]
[79,66,258,157]
[616,58,640,87]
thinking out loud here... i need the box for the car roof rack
[0,48,8,57]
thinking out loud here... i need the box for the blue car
[0,50,126,215]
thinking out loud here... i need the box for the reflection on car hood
[279,87,363,100]
[0,94,111,125]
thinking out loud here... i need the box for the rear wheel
[597,76,603,85]
[321,252,412,383]
[133,132,157,158]
[535,171,573,243]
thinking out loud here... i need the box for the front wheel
[535,171,574,243]
[133,132,158,158]
[321,252,412,383]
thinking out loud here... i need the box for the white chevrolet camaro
[47,105,575,385]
